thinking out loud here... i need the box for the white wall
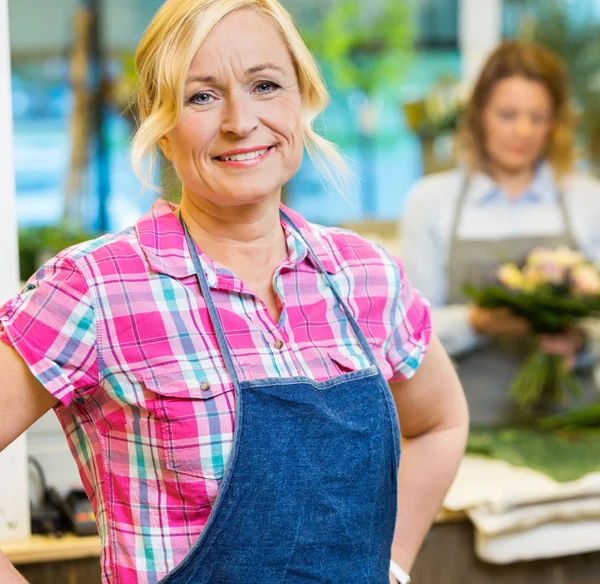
[0,0,30,542]
[460,0,502,88]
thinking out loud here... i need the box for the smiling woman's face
[159,8,304,209]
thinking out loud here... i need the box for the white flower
[571,264,600,296]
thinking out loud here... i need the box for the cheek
[484,118,510,148]
[268,94,303,141]
[169,114,214,160]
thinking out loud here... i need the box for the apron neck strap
[279,209,378,366]
[180,209,379,379]
[181,216,243,390]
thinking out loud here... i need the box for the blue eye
[189,92,213,105]
[255,81,280,94]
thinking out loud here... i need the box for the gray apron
[447,178,595,426]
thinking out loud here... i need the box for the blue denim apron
[160,211,400,583]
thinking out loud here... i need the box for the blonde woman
[402,40,600,426]
[0,1,468,583]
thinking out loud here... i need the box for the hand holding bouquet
[464,246,600,412]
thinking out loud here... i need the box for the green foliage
[403,76,464,139]
[540,403,600,430]
[509,348,582,412]
[294,0,414,96]
[463,283,600,334]
[463,281,600,411]
[467,427,600,482]
[18,224,97,281]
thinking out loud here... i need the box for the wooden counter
[3,521,600,584]
[1,534,102,584]
[0,510,459,566]
[1,534,101,565]
[0,509,463,563]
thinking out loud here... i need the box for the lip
[213,145,276,169]
[216,145,274,158]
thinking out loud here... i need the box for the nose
[220,93,259,138]
[515,114,534,137]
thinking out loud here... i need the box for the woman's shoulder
[308,221,400,277]
[283,206,398,273]
[403,168,464,224]
[563,171,600,200]
[50,227,139,272]
[31,225,147,297]
[48,200,179,277]
[406,168,464,201]
[407,168,465,208]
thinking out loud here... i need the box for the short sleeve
[0,256,99,407]
[385,257,432,381]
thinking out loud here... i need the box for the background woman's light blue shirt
[400,162,600,356]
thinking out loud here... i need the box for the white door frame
[0,0,31,542]
[460,0,502,88]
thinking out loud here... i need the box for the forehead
[189,8,294,76]
[490,76,552,107]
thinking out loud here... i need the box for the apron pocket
[142,363,236,480]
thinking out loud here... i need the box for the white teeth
[221,148,269,162]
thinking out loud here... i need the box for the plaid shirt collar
[136,200,337,287]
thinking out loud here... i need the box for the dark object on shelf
[64,490,97,537]
[29,457,69,536]
[29,457,97,537]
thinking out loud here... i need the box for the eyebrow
[186,63,288,84]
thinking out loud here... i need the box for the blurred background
[10,0,600,267]
[4,1,600,582]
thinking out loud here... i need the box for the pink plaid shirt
[1,200,430,584]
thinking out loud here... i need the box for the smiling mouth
[215,146,275,162]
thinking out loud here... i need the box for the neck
[487,163,536,199]
[179,190,287,271]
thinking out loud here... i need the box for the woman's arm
[401,180,487,357]
[0,342,57,584]
[0,341,58,452]
[0,551,29,584]
[388,333,469,573]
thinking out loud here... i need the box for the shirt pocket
[142,362,236,480]
[327,349,373,377]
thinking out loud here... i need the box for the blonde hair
[458,40,576,177]
[131,0,347,194]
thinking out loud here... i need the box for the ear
[158,136,173,161]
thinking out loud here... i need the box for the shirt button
[274,340,284,350]
[200,382,211,392]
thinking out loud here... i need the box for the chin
[498,155,537,174]
[224,177,286,203]
[218,188,280,208]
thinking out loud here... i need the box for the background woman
[401,40,600,426]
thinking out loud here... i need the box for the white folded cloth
[442,456,600,564]
[474,519,600,564]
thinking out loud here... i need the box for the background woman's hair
[131,0,348,195]
[458,40,576,177]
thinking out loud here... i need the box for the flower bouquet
[463,246,600,412]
